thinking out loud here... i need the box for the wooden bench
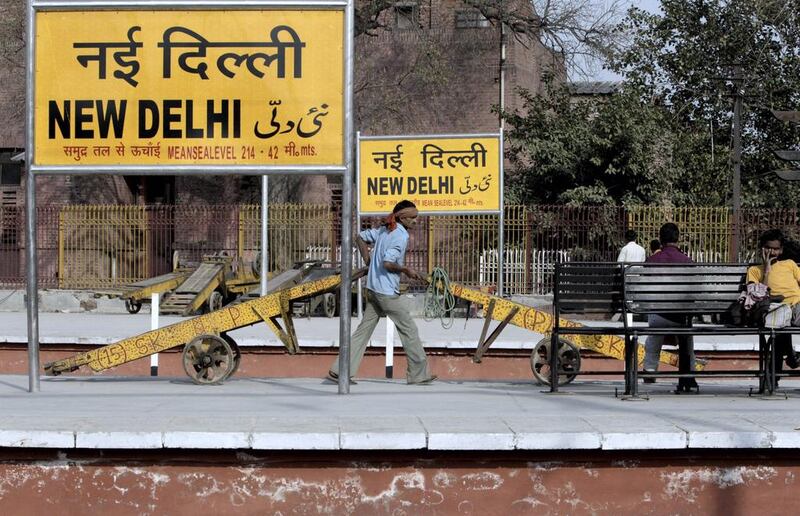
[551,262,799,396]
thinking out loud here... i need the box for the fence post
[427,217,434,275]
[142,206,149,282]
[330,205,336,265]
[525,208,533,294]
[237,207,245,259]
[729,207,738,262]
[57,208,65,289]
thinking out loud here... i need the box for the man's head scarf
[385,206,419,232]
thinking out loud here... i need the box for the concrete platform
[1,311,792,351]
[2,374,800,451]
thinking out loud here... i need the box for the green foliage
[502,81,729,206]
[503,0,800,208]
[612,0,800,207]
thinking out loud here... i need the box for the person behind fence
[642,222,697,391]
[745,229,800,373]
[327,200,437,385]
[617,230,646,263]
[617,230,646,327]
[650,239,662,256]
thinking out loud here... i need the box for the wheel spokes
[182,334,235,385]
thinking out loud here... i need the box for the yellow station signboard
[34,10,344,166]
[359,136,501,214]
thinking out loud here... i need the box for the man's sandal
[409,375,438,385]
[326,371,357,384]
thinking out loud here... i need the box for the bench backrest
[624,263,748,315]
[553,262,623,316]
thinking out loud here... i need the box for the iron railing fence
[1,204,798,293]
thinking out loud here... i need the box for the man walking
[327,200,437,385]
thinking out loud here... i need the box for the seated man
[746,229,800,374]
[643,223,696,392]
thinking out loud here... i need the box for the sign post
[26,0,353,392]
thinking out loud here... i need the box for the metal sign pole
[28,2,352,394]
[356,210,363,319]
[355,131,362,319]
[25,0,40,393]
[260,176,269,295]
[25,171,40,393]
[497,129,504,297]
[337,0,354,394]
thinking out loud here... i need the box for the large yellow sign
[34,10,343,166]
[359,136,501,214]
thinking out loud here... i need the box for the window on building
[0,153,23,206]
[395,2,418,30]
[0,162,21,186]
[455,9,491,29]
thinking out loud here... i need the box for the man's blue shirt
[361,224,408,295]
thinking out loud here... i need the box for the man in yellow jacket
[746,229,800,374]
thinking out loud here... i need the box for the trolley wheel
[323,292,337,318]
[208,291,224,312]
[125,299,142,314]
[251,252,262,278]
[182,334,235,385]
[220,333,241,380]
[530,337,581,386]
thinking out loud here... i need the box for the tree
[612,0,800,208]
[501,78,730,206]
[0,0,25,147]
[355,0,627,78]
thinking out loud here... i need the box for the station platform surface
[3,311,800,454]
[2,374,800,452]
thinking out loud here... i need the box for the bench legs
[625,332,638,396]
[674,336,699,393]
[754,333,779,395]
[549,331,559,393]
[768,332,777,395]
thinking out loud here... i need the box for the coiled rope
[424,267,457,329]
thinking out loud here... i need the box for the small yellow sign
[359,136,501,214]
[34,10,344,166]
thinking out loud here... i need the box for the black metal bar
[633,337,640,395]
[770,329,777,394]
[550,263,560,392]
[758,334,767,394]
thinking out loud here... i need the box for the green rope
[424,267,457,329]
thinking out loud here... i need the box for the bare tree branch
[355,0,627,77]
